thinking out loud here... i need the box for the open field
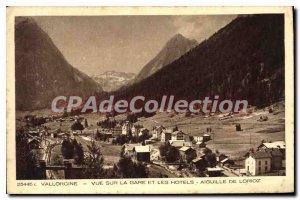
[74,136,121,165]
[128,101,285,157]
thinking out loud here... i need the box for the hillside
[92,71,135,92]
[115,14,285,108]
[15,17,103,110]
[134,33,198,83]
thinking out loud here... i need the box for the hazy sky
[33,15,237,75]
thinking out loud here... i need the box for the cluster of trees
[111,131,151,146]
[126,113,138,123]
[16,128,41,179]
[112,135,130,145]
[137,131,151,144]
[185,150,197,164]
[190,148,217,173]
[111,156,148,178]
[82,140,148,179]
[61,139,84,164]
[95,130,111,142]
[84,119,88,128]
[136,110,156,118]
[24,115,46,126]
[83,140,106,178]
[97,117,116,129]
[203,148,217,167]
[71,120,84,131]
[126,111,155,121]
[159,143,180,163]
[112,145,148,178]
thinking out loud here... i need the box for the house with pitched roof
[171,130,185,140]
[133,145,151,162]
[168,140,192,148]
[168,140,185,148]
[27,137,41,150]
[258,141,285,149]
[245,151,272,175]
[161,129,172,142]
[191,158,204,172]
[202,133,211,142]
[152,125,165,140]
[131,124,143,137]
[179,147,197,163]
[112,124,122,136]
[122,121,133,135]
[258,141,285,153]
[257,141,285,170]
[206,167,224,177]
[216,153,228,163]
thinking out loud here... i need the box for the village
[16,100,286,179]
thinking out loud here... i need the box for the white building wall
[245,156,256,175]
[153,129,162,140]
[122,124,130,135]
[161,133,166,142]
[131,126,138,137]
[245,156,271,176]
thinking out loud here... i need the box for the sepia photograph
[6,6,294,194]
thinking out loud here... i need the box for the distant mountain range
[15,15,285,111]
[134,33,198,83]
[115,14,285,108]
[91,71,135,92]
[15,18,103,110]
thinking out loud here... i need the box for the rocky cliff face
[15,17,103,110]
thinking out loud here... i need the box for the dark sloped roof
[269,149,284,157]
[27,137,41,144]
[215,152,228,158]
[251,151,272,159]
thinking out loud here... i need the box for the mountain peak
[133,34,198,82]
[167,33,197,45]
[15,17,37,28]
[171,33,185,39]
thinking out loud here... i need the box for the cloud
[172,15,237,42]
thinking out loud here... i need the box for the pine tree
[74,143,84,164]
[84,119,88,128]
[83,140,105,178]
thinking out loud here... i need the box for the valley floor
[16,101,285,179]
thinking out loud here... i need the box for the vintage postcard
[7,7,294,194]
